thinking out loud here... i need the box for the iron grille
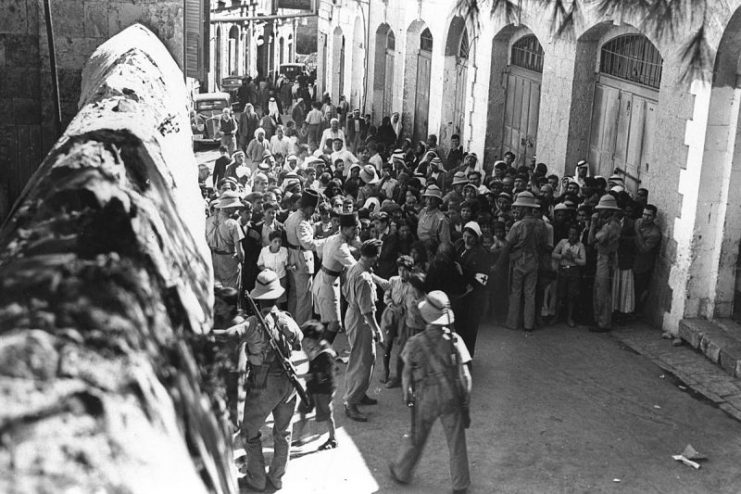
[600,35,663,89]
[459,28,469,60]
[420,28,433,52]
[511,35,543,73]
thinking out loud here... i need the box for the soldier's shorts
[313,392,334,422]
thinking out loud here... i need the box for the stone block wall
[0,0,185,218]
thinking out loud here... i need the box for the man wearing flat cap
[284,188,324,325]
[312,213,360,344]
[343,239,385,422]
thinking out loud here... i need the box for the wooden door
[383,51,394,117]
[502,67,541,166]
[453,61,468,138]
[413,49,432,142]
[588,77,657,191]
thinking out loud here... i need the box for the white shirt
[270,135,292,157]
[258,246,289,278]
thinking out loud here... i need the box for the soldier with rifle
[389,290,473,494]
[214,270,309,492]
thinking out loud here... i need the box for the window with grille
[511,35,543,73]
[599,35,663,89]
[420,28,433,52]
[458,28,469,60]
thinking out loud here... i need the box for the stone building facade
[209,0,299,92]
[317,0,741,336]
[0,0,190,218]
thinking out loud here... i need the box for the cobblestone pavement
[238,321,741,494]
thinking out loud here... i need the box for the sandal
[318,438,338,450]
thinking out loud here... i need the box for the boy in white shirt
[552,223,587,327]
[257,230,290,307]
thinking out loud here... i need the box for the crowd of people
[201,92,663,494]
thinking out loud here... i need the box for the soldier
[312,213,359,343]
[284,188,323,325]
[588,194,623,332]
[343,239,385,422]
[417,185,451,246]
[389,290,472,494]
[494,191,550,332]
[206,192,245,290]
[214,270,303,492]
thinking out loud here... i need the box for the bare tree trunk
[0,25,236,494]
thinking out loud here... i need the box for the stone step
[678,318,741,378]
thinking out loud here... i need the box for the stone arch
[484,25,544,165]
[440,15,470,150]
[565,22,664,182]
[351,15,365,110]
[228,25,239,75]
[331,26,345,103]
[403,19,433,143]
[691,7,741,320]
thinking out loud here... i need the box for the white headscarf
[268,98,280,118]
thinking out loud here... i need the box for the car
[191,92,231,147]
[220,76,245,111]
[278,63,306,82]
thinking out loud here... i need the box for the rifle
[407,381,416,445]
[245,293,313,409]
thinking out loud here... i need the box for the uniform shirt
[285,210,323,275]
[257,246,289,278]
[505,216,549,266]
[402,327,471,412]
[594,219,621,255]
[417,207,451,245]
[233,307,302,367]
[343,262,376,316]
[208,215,244,253]
[321,233,357,272]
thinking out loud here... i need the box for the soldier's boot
[344,403,368,422]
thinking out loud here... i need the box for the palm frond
[540,0,582,38]
[678,25,714,83]
[489,0,521,25]
[597,0,652,19]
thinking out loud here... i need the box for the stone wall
[0,0,185,217]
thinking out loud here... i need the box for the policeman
[312,213,359,343]
[284,188,323,325]
[389,291,472,494]
[215,270,303,492]
[494,191,549,332]
[343,239,385,422]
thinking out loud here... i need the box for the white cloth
[258,246,289,279]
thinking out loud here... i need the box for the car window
[196,100,228,111]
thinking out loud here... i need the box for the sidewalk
[611,323,741,423]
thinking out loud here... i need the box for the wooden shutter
[185,0,205,80]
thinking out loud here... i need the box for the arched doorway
[501,33,543,166]
[351,16,365,110]
[228,25,239,75]
[373,24,395,122]
[403,23,433,143]
[588,34,662,191]
[442,17,470,148]
[331,26,345,103]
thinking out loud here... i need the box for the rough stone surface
[0,25,232,494]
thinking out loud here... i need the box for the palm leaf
[677,25,714,83]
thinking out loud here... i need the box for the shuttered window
[184,0,207,80]
[420,28,433,53]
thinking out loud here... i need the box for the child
[257,230,289,306]
[387,272,426,388]
[380,255,414,385]
[552,222,587,327]
[293,320,338,450]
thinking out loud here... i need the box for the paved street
[246,322,741,494]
